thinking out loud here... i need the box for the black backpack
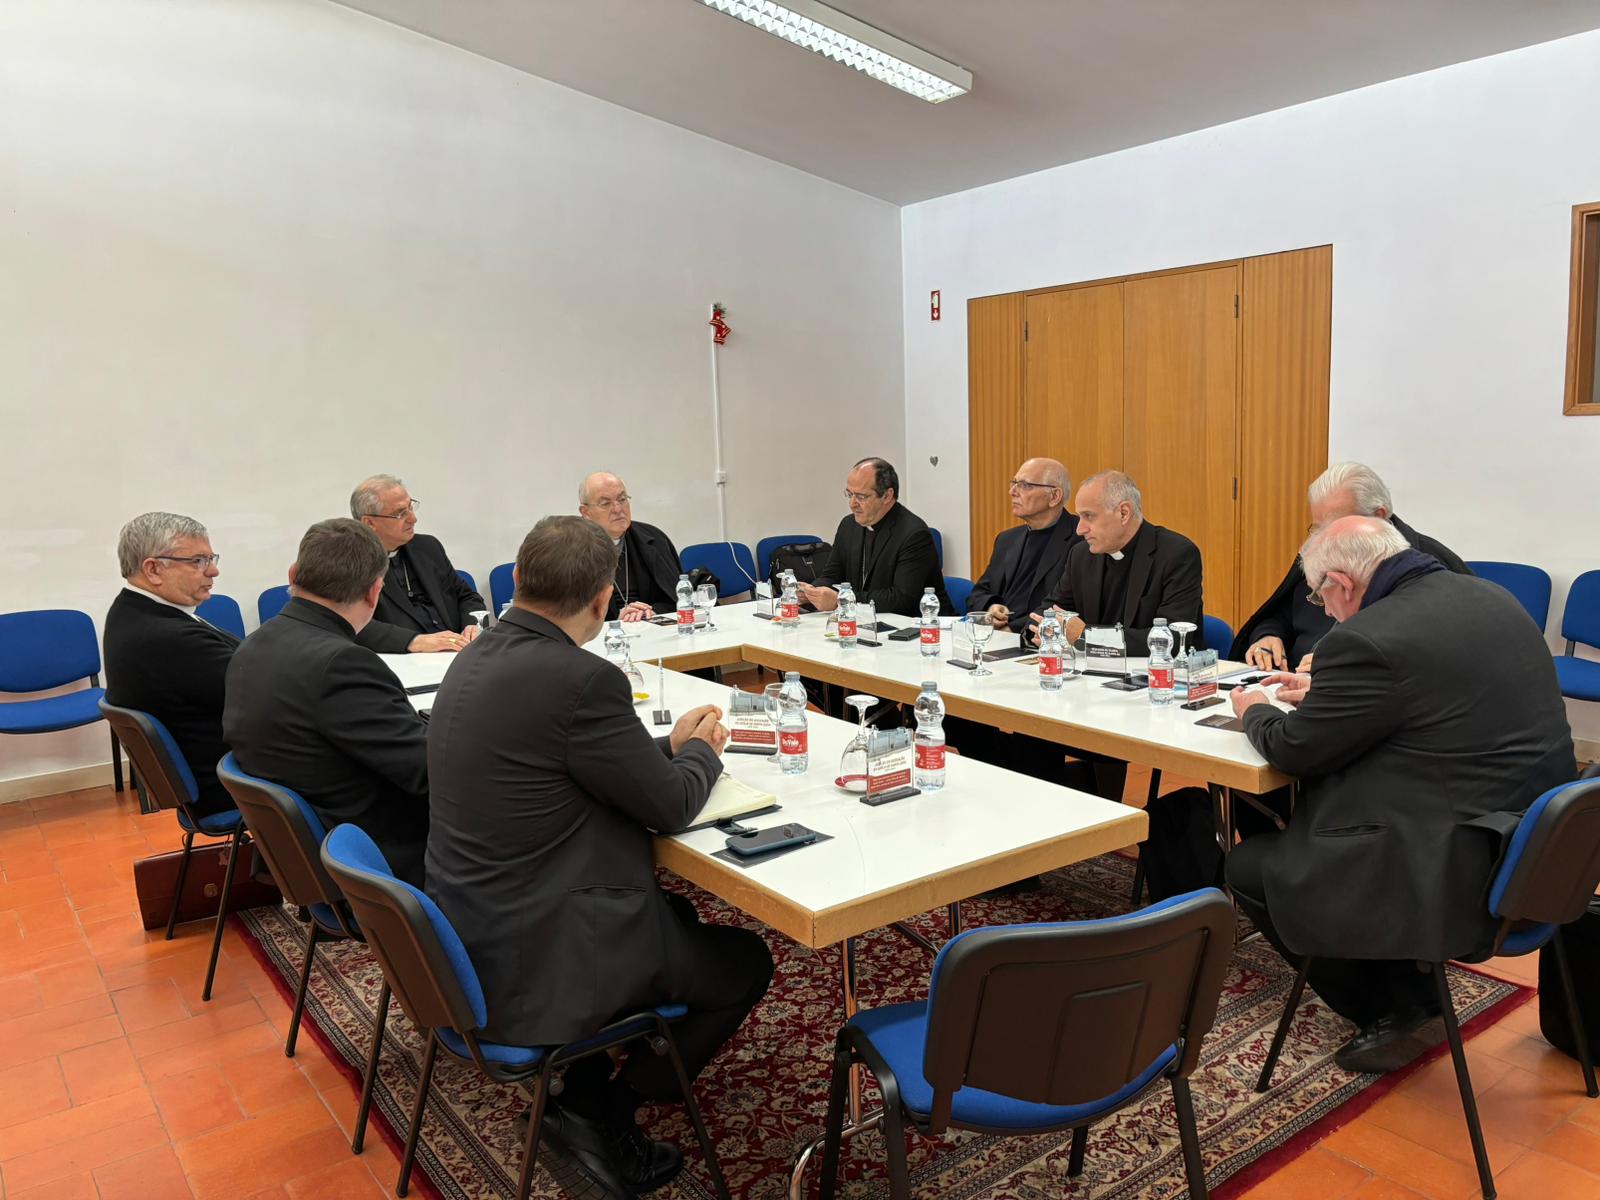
[769,541,831,589]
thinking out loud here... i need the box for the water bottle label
[915,743,945,771]
[1040,654,1063,676]
[838,618,857,638]
[780,730,808,756]
[1149,666,1174,690]
[676,606,695,627]
[920,625,939,646]
[779,602,800,621]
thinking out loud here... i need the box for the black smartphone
[887,627,922,642]
[1181,695,1225,711]
[1196,713,1246,732]
[403,683,440,696]
[647,615,678,626]
[725,824,818,857]
[1101,677,1147,692]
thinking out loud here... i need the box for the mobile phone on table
[887,627,922,642]
[725,824,818,857]
[1196,713,1246,731]
[1181,695,1225,711]
[647,615,678,626]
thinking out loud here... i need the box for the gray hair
[1082,470,1142,519]
[1300,516,1410,590]
[350,474,404,518]
[118,512,208,578]
[578,472,624,507]
[1308,462,1392,516]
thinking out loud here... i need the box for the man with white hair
[967,457,1083,632]
[104,512,239,816]
[1228,516,1572,1073]
[1233,462,1469,671]
[579,471,686,622]
[351,474,486,654]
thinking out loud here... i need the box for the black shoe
[523,1104,639,1200]
[1333,1008,1446,1074]
[606,1121,683,1193]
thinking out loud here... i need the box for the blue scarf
[1360,549,1446,611]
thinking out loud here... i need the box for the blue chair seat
[0,686,107,734]
[435,1003,689,1070]
[1556,656,1600,702]
[850,1000,1177,1130]
[1498,922,1556,957]
[176,807,245,837]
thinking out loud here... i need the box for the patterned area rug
[236,855,1529,1200]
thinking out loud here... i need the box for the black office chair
[1255,775,1600,1200]
[820,888,1235,1199]
[320,823,732,1200]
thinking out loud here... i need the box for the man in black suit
[104,512,238,817]
[801,457,952,616]
[1228,516,1573,1073]
[967,457,1082,632]
[426,515,772,1199]
[580,471,686,622]
[351,474,486,654]
[224,519,431,886]
[1232,461,1470,671]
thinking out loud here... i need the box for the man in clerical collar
[967,457,1082,632]
[578,471,685,622]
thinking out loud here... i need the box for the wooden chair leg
[284,921,321,1057]
[1067,1123,1089,1177]
[1432,965,1495,1199]
[1255,957,1312,1092]
[353,981,391,1153]
[397,1034,438,1197]
[1172,1076,1209,1199]
[165,832,195,940]
[1554,930,1599,1098]
[201,831,241,1001]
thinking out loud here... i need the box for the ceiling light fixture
[699,0,971,104]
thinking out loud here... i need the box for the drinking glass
[837,693,877,791]
[694,583,718,631]
[1170,620,1197,696]
[856,598,877,643]
[762,682,784,732]
[964,614,995,677]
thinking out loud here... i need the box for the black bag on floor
[1142,787,1226,902]
[1537,898,1600,1060]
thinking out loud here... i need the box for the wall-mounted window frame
[1565,201,1600,416]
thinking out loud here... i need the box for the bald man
[579,472,684,622]
[967,458,1083,632]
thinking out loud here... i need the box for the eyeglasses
[1008,479,1059,492]
[367,500,420,521]
[844,489,878,503]
[588,495,631,512]
[154,554,221,569]
[1306,576,1339,607]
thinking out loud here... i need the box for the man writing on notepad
[425,515,772,1200]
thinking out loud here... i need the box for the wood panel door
[1122,266,1241,623]
[1022,283,1124,499]
[966,294,1025,576]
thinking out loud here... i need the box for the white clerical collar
[123,582,198,616]
[1109,550,1125,561]
[388,549,399,559]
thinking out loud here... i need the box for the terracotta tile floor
[0,779,1594,1199]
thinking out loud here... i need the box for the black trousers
[1226,834,1435,1028]
[559,893,774,1123]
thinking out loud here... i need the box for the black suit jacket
[1242,570,1573,962]
[1230,515,1470,660]
[814,503,953,616]
[223,598,431,885]
[356,533,486,654]
[608,520,683,619]
[423,608,722,1045]
[1039,522,1204,655]
[967,514,1083,633]
[103,588,239,816]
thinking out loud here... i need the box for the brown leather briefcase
[133,839,282,931]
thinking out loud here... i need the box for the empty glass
[964,613,995,676]
[694,582,718,631]
[837,693,877,792]
[1170,620,1197,696]
[856,598,877,643]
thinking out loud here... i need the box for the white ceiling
[333,0,1600,205]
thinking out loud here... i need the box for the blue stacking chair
[489,562,516,613]
[944,575,974,614]
[1467,561,1553,632]
[258,585,291,624]
[1202,614,1233,654]
[196,594,246,638]
[455,569,477,594]
[1,610,125,792]
[1256,775,1600,1199]
[1556,571,1600,704]
[320,824,732,1200]
[680,542,759,598]
[820,889,1234,1200]
[929,527,944,569]
[98,702,245,1001]
[757,534,822,581]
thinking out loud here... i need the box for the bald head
[579,472,633,540]
[1009,458,1069,528]
[1300,515,1410,621]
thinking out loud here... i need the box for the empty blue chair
[929,527,944,569]
[257,585,291,624]
[98,702,244,1000]
[757,534,823,581]
[1556,571,1600,703]
[819,889,1234,1200]
[681,542,759,598]
[1467,561,1552,631]
[1202,614,1233,654]
[945,575,974,614]
[489,562,515,613]
[320,824,731,1200]
[455,569,477,594]
[196,594,246,639]
[1,610,124,793]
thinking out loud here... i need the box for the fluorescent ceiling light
[699,0,972,104]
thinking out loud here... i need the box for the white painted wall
[0,0,903,788]
[901,29,1600,739]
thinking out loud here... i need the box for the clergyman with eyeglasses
[966,457,1083,632]
[350,474,487,654]
[578,472,685,622]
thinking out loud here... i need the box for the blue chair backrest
[257,586,291,625]
[97,701,197,813]
[1562,570,1600,651]
[196,594,246,639]
[321,824,486,1038]
[680,542,760,595]
[919,889,1234,1123]
[945,576,974,614]
[217,753,350,924]
[757,534,822,580]
[1487,777,1600,927]
[0,609,101,693]
[456,569,477,594]
[489,563,515,613]
[1466,561,1552,632]
[1202,614,1233,654]
[929,527,944,569]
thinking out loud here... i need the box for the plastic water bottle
[919,587,941,657]
[675,574,695,637]
[836,584,858,648]
[914,681,946,791]
[778,672,809,775]
[1038,611,1066,692]
[778,571,800,628]
[1147,618,1175,706]
[603,620,629,669]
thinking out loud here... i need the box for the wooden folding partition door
[967,245,1332,629]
